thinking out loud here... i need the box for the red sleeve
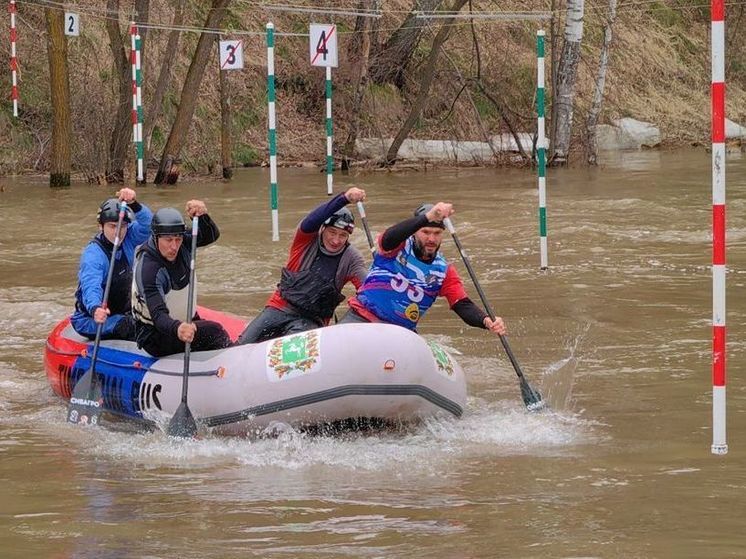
[285,228,317,271]
[375,231,404,259]
[440,264,469,307]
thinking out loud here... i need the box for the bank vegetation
[1,0,745,185]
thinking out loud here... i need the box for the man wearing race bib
[131,201,231,357]
[339,202,506,336]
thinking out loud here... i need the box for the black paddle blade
[520,379,546,412]
[67,369,104,425]
[167,402,198,439]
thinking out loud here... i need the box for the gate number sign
[64,12,80,36]
[309,24,337,68]
[219,40,244,70]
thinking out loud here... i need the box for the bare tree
[369,0,445,88]
[105,0,133,183]
[342,0,379,169]
[550,0,585,165]
[155,0,231,184]
[45,8,72,187]
[384,0,469,165]
[548,0,560,156]
[144,0,183,151]
[586,0,617,165]
[220,66,233,179]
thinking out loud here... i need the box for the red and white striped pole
[9,0,18,117]
[711,0,727,455]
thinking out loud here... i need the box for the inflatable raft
[44,308,467,435]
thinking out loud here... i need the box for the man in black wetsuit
[131,200,231,357]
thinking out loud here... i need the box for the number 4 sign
[64,12,80,36]
[219,40,244,70]
[309,24,337,68]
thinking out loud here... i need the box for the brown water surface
[1,149,745,558]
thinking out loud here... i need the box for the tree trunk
[548,0,560,158]
[144,0,183,152]
[155,0,231,185]
[45,8,72,187]
[369,0,445,88]
[551,0,585,166]
[341,0,378,169]
[586,0,617,166]
[105,0,132,183]
[219,65,233,179]
[384,0,469,165]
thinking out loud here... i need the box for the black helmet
[97,198,134,224]
[323,208,355,233]
[151,207,186,236]
[413,203,444,229]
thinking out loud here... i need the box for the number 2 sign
[64,12,80,37]
[219,40,244,70]
[309,24,337,68]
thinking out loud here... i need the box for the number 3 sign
[219,40,244,70]
[309,24,337,68]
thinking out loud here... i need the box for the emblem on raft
[428,341,454,377]
[267,330,321,381]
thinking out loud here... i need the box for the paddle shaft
[356,201,376,252]
[179,216,199,406]
[442,217,529,383]
[84,203,128,396]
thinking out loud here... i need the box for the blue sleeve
[300,192,349,234]
[78,242,108,314]
[122,202,153,263]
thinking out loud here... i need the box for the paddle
[68,201,129,426]
[356,201,375,252]
[443,217,546,412]
[166,215,199,438]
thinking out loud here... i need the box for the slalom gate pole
[537,29,548,270]
[710,0,727,456]
[267,22,279,241]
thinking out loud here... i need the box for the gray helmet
[413,203,445,229]
[323,208,355,233]
[151,207,186,236]
[97,198,134,224]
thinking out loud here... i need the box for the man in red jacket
[237,187,369,344]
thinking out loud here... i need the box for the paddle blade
[67,369,104,425]
[167,402,198,439]
[520,379,546,412]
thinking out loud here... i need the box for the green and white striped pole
[325,65,333,195]
[135,32,144,183]
[267,22,279,241]
[537,29,548,270]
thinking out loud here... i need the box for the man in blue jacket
[71,188,152,341]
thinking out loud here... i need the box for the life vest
[131,241,198,326]
[278,267,345,320]
[74,236,132,316]
[277,237,349,321]
[355,237,447,329]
